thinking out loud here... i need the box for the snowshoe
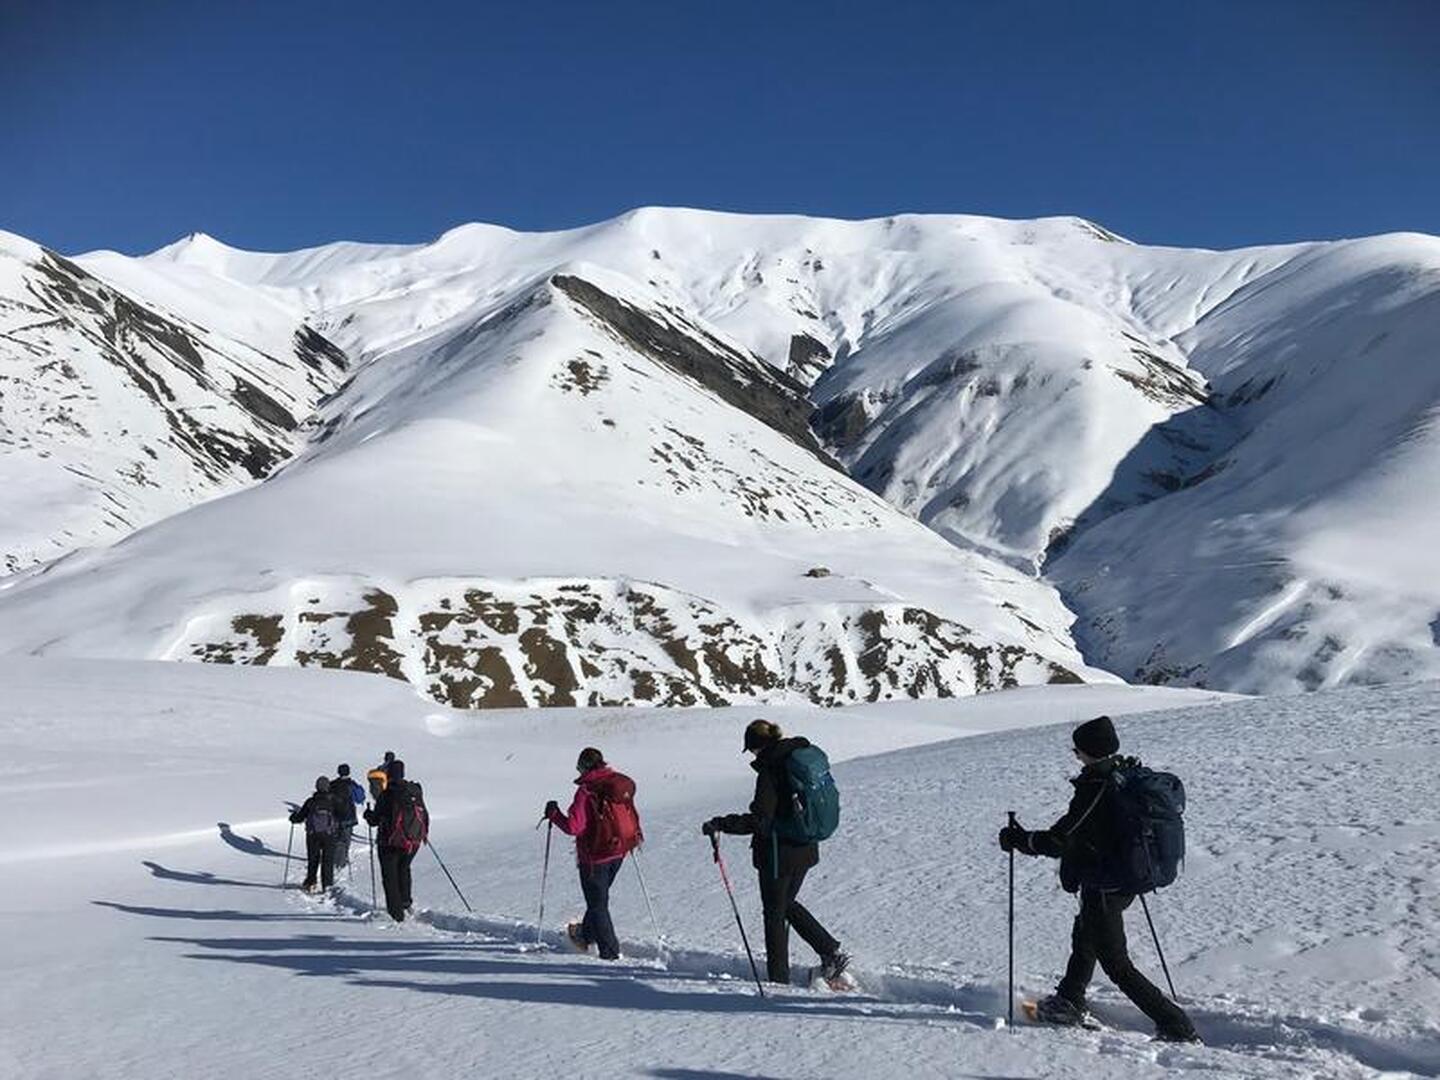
[1153,1026,1202,1045]
[566,922,592,953]
[1021,995,1103,1030]
[811,951,856,992]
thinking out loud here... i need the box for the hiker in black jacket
[364,759,426,921]
[289,776,340,893]
[1000,715,1199,1042]
[702,719,848,985]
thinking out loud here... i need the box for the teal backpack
[774,744,840,843]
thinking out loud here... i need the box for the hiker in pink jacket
[543,747,643,959]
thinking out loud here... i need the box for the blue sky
[3,0,1436,254]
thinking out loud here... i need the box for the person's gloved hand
[998,824,1026,852]
[701,818,720,837]
[544,800,560,818]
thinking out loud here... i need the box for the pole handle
[709,832,720,863]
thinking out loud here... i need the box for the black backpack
[1104,765,1186,893]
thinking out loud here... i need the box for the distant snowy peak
[0,238,348,573]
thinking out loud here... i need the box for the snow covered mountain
[1,209,1437,698]
[0,230,348,574]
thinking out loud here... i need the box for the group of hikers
[286,714,1200,1043]
[287,751,429,922]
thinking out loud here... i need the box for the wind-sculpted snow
[167,577,1077,707]
[0,231,348,573]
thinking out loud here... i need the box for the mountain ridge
[2,207,1437,697]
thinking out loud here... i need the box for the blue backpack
[773,744,840,843]
[1106,765,1185,893]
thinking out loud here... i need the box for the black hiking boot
[819,951,850,982]
[1154,1025,1202,1045]
[1031,994,1090,1026]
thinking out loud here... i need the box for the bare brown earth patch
[176,578,1078,708]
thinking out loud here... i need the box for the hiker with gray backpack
[701,719,849,988]
[289,775,343,893]
[999,715,1199,1043]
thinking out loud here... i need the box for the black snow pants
[303,833,335,890]
[378,847,415,921]
[1056,890,1195,1036]
[758,865,839,984]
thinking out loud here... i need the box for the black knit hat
[315,775,331,792]
[387,759,405,782]
[1073,715,1119,758]
[577,747,605,772]
[337,763,351,777]
[743,719,781,752]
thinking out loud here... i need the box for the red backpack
[386,781,429,855]
[585,772,643,860]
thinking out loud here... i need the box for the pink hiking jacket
[546,766,625,866]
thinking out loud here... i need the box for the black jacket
[1016,754,1139,893]
[330,776,363,826]
[365,780,426,851]
[711,737,819,876]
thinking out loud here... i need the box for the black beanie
[337,763,350,777]
[315,775,331,792]
[577,747,605,772]
[1073,715,1119,758]
[743,719,781,752]
[387,759,405,782]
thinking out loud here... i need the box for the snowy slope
[1050,233,1440,691]
[3,208,1437,696]
[4,658,1436,1079]
[0,262,1095,706]
[0,231,348,574]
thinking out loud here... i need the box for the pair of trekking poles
[533,817,672,971]
[1004,809,1178,1028]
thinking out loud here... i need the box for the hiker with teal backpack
[702,719,849,987]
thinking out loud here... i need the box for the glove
[701,818,720,837]
[998,824,1025,853]
[544,800,560,818]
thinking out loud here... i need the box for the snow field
[4,659,1437,1077]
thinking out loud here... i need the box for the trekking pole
[426,839,473,912]
[1139,893,1179,1002]
[282,820,296,888]
[1007,810,1017,1029]
[367,818,378,914]
[536,818,553,945]
[631,848,666,964]
[710,833,765,998]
